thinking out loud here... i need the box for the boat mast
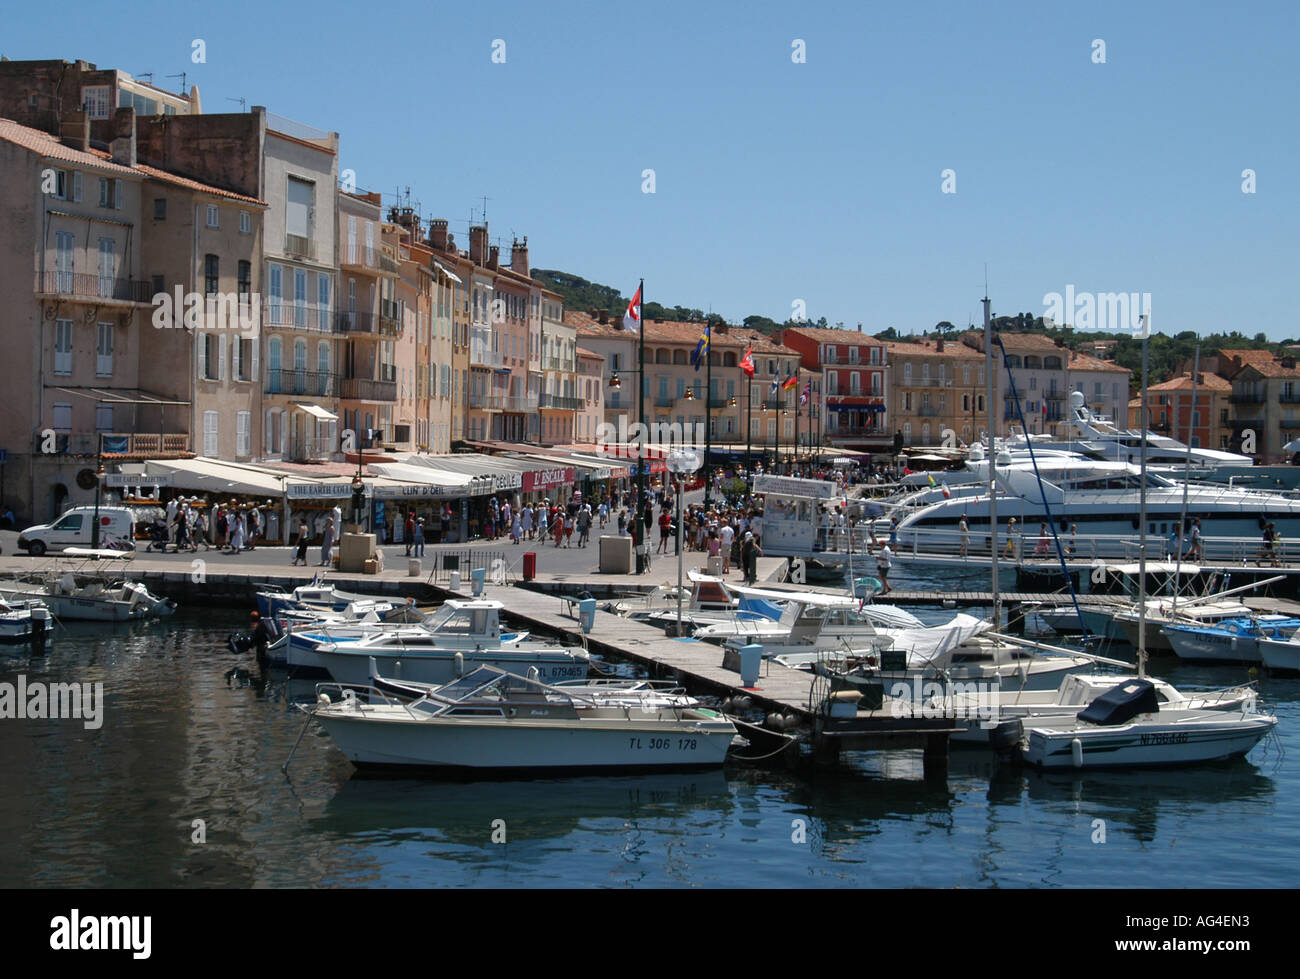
[1172,344,1199,615]
[984,293,999,629]
[1137,313,1150,679]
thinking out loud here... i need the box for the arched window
[723,351,737,367]
[673,349,688,365]
[656,348,670,364]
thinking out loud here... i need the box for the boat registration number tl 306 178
[1140,732,1190,745]
[629,737,698,751]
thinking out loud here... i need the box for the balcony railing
[544,356,573,372]
[287,436,332,461]
[828,425,888,438]
[653,396,675,408]
[1280,391,1300,404]
[341,246,378,271]
[379,299,401,333]
[470,345,505,368]
[264,299,337,333]
[36,271,152,304]
[505,395,539,412]
[918,405,940,417]
[1230,392,1266,404]
[38,431,191,456]
[283,234,315,260]
[469,392,505,410]
[540,393,584,411]
[379,254,401,274]
[337,308,401,337]
[340,377,397,401]
[267,368,337,397]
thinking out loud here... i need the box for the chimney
[487,245,500,270]
[597,309,609,324]
[469,224,488,266]
[936,336,944,353]
[857,323,862,332]
[715,322,728,334]
[510,236,529,274]
[60,108,90,152]
[110,106,136,167]
[428,219,449,251]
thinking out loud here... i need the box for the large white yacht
[893,446,1300,548]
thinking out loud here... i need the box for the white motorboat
[256,579,407,620]
[1020,678,1277,769]
[944,672,1257,744]
[0,597,53,645]
[4,571,175,621]
[309,666,737,773]
[281,599,531,673]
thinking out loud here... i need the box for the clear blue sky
[7,0,1298,338]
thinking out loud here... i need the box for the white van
[18,507,137,556]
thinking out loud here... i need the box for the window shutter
[73,172,82,202]
[197,333,207,379]
[279,410,287,455]
[250,336,258,383]
[217,334,226,380]
[114,179,123,210]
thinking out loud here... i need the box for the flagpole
[704,319,712,509]
[745,368,752,496]
[636,277,646,574]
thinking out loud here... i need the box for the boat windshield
[424,605,495,635]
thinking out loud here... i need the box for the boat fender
[766,712,783,730]
[1070,738,1083,769]
[317,693,331,707]
[454,652,464,677]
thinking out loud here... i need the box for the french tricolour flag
[623,284,642,333]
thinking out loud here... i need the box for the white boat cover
[877,613,992,670]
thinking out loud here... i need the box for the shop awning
[295,403,338,421]
[144,458,291,497]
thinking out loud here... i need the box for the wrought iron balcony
[340,377,397,401]
[540,393,584,411]
[36,271,152,304]
[266,368,336,397]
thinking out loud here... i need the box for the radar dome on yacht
[968,443,985,462]
[1069,391,1086,409]
[995,450,1014,467]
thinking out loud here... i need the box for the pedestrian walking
[876,543,893,594]
[404,510,416,557]
[293,518,310,566]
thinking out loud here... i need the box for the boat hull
[1022,713,1275,768]
[315,711,734,771]
[1162,627,1265,664]
[1258,637,1300,674]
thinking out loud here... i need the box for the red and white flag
[740,346,755,378]
[623,285,642,333]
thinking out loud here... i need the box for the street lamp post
[91,434,105,549]
[667,447,702,637]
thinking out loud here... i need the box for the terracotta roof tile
[1146,372,1231,392]
[884,339,983,359]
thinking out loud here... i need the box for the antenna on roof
[481,195,490,222]
[136,72,154,83]
[226,96,247,112]
[165,72,187,94]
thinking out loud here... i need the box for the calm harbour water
[1,562,1295,889]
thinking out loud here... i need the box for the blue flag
[690,323,710,371]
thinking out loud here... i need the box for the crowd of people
[145,497,278,556]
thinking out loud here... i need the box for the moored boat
[310,665,737,773]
